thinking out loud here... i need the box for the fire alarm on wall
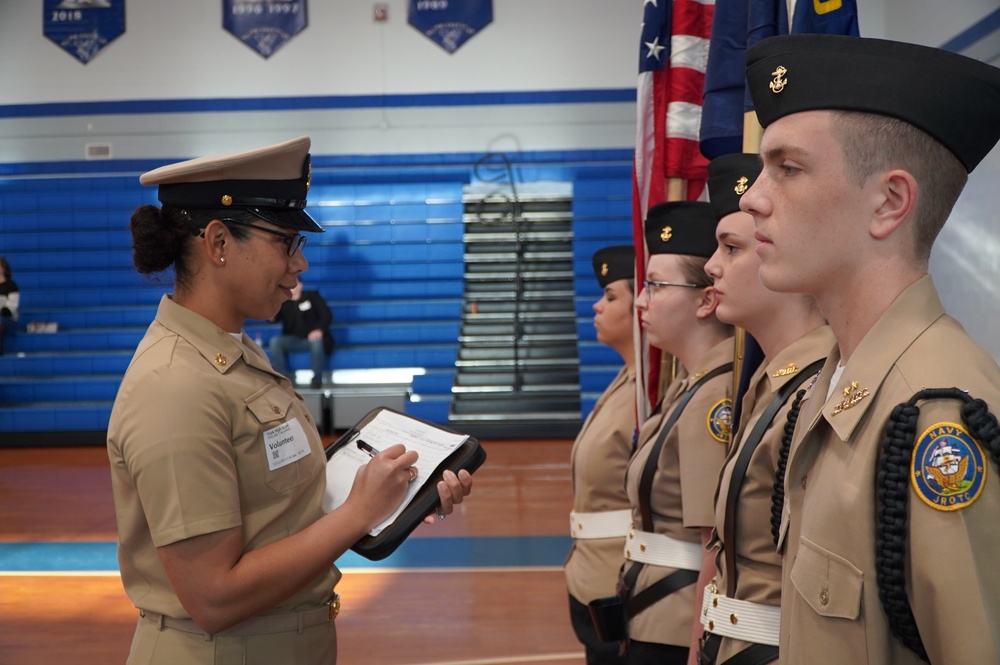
[374,3,388,22]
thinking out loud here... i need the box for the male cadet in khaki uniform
[620,202,734,664]
[698,153,833,665]
[739,35,1000,664]
[565,245,637,665]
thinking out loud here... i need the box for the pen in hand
[356,439,380,459]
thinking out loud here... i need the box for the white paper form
[322,409,469,536]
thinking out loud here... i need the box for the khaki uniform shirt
[108,295,339,622]
[625,338,734,646]
[779,276,1000,664]
[710,326,834,662]
[565,365,636,603]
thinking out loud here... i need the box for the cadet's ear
[694,286,721,320]
[870,169,917,241]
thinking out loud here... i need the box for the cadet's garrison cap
[746,34,1000,173]
[707,153,761,220]
[139,136,322,232]
[592,245,635,288]
[644,201,717,258]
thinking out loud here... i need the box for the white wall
[1,1,638,101]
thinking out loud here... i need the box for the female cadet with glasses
[696,153,833,665]
[106,137,472,665]
[612,201,734,665]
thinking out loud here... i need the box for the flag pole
[730,112,765,422]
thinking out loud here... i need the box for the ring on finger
[407,467,418,483]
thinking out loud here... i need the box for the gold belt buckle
[327,592,341,621]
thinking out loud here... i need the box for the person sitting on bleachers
[268,276,334,388]
[0,257,20,356]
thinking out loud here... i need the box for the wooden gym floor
[0,439,584,665]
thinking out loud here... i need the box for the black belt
[698,634,777,665]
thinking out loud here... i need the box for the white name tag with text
[263,418,312,471]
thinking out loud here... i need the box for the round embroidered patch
[707,399,732,444]
[911,422,987,512]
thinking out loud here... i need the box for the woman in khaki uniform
[740,36,1000,664]
[697,153,833,665]
[565,244,637,665]
[621,201,734,665]
[107,137,472,665]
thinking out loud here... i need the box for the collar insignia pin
[833,380,870,415]
[773,363,799,378]
[214,353,227,367]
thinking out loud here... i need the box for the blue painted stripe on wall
[0,536,572,573]
[0,89,635,120]
[940,7,1000,53]
[0,148,633,177]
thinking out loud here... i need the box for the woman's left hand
[423,469,473,524]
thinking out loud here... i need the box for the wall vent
[85,142,112,160]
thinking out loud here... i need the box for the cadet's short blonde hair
[831,111,968,262]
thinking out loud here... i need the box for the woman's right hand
[342,444,419,531]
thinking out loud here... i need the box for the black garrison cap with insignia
[746,34,1000,173]
[592,245,635,288]
[707,153,761,220]
[644,201,717,258]
[139,136,322,232]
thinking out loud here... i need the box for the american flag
[632,0,714,417]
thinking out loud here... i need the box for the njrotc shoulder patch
[707,398,732,444]
[911,422,988,512]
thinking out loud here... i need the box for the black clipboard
[323,407,486,561]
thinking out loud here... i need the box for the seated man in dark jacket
[268,277,334,388]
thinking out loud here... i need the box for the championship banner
[223,0,308,59]
[407,0,492,54]
[43,0,125,65]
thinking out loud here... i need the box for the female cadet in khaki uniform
[620,202,734,665]
[565,244,637,665]
[740,36,1000,664]
[106,137,472,665]
[696,153,833,665]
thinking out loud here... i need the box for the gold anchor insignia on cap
[833,380,870,415]
[214,353,227,367]
[601,263,610,277]
[770,65,788,93]
[221,194,233,206]
[734,176,749,195]
[660,226,673,242]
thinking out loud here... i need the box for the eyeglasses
[222,218,307,256]
[642,279,703,296]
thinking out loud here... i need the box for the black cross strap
[722,359,824,596]
[619,361,733,620]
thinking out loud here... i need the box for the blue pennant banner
[407,0,492,54]
[223,0,308,59]
[43,0,126,65]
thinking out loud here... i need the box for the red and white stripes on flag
[632,0,714,419]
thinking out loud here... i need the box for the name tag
[298,300,313,312]
[263,418,312,471]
